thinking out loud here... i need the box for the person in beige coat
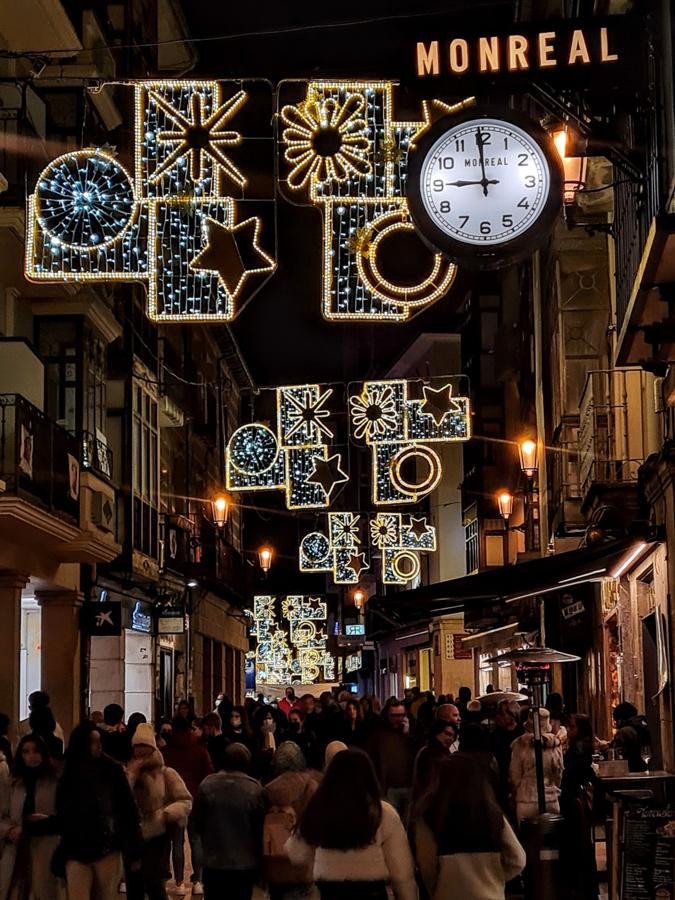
[0,736,61,900]
[286,748,417,900]
[415,753,525,900]
[509,708,563,823]
[125,723,192,900]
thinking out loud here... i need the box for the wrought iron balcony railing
[81,430,114,481]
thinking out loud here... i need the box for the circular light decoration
[355,209,456,307]
[392,550,421,582]
[300,531,331,569]
[389,444,442,499]
[229,424,280,475]
[35,150,136,250]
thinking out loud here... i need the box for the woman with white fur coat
[125,723,192,900]
[509,708,563,823]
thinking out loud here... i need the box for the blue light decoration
[252,595,336,685]
[26,81,275,322]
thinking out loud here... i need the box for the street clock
[407,109,563,268]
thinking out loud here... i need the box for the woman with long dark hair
[286,748,416,900]
[560,715,598,899]
[0,736,60,900]
[339,700,368,748]
[55,723,142,900]
[416,754,525,900]
[224,705,255,752]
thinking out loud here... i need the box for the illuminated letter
[449,39,470,74]
[600,27,618,62]
[478,36,500,72]
[568,30,591,65]
[538,31,557,67]
[417,41,440,76]
[507,35,529,71]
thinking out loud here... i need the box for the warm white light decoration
[349,378,471,505]
[370,512,437,585]
[253,594,335,685]
[26,81,275,322]
[300,512,370,584]
[226,384,347,510]
[280,82,457,321]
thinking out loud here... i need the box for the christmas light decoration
[349,379,471,505]
[226,384,347,510]
[253,595,335,685]
[370,512,437,585]
[300,512,369,585]
[26,81,275,322]
[279,81,458,321]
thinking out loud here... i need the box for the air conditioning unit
[91,491,115,533]
[159,395,184,428]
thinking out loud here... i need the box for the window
[132,374,159,558]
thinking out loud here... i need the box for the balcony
[81,431,114,482]
[578,369,661,518]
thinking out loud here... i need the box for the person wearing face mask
[282,710,320,770]
[223,706,255,753]
[253,708,281,782]
[0,736,61,900]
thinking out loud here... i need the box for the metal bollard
[521,812,567,900]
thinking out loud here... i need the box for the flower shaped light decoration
[370,514,399,549]
[281,95,371,191]
[349,385,399,442]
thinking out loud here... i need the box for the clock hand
[445,179,500,187]
[475,128,490,196]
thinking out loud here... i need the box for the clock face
[407,111,562,267]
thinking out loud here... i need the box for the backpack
[263,805,297,859]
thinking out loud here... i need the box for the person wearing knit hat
[509,708,564,823]
[192,744,265,900]
[125,722,192,900]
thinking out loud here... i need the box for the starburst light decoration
[349,378,471,505]
[226,384,347,510]
[253,595,335,685]
[279,81,458,321]
[26,81,275,322]
[300,512,370,584]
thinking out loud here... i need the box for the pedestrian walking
[161,716,213,896]
[19,693,65,748]
[191,744,266,900]
[560,715,599,899]
[223,706,255,752]
[125,723,192,900]
[416,753,525,900]
[365,700,418,820]
[410,721,458,822]
[55,723,142,900]
[28,708,63,762]
[282,709,321,769]
[100,704,130,764]
[286,747,417,900]
[0,735,61,900]
[509,708,563,823]
[200,713,228,772]
[339,700,368,748]
[263,742,320,900]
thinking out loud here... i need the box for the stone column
[0,570,29,742]
[36,589,83,738]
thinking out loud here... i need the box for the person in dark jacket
[192,743,266,900]
[222,706,255,753]
[410,721,458,823]
[161,716,213,895]
[56,723,142,900]
[339,700,369,748]
[282,710,321,769]
[100,704,131,764]
[201,713,229,772]
[28,708,63,762]
[561,715,599,899]
[365,701,418,821]
[611,703,650,772]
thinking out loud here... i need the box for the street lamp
[552,126,587,204]
[497,490,514,521]
[518,439,539,478]
[210,493,230,529]
[258,545,273,575]
[353,587,367,609]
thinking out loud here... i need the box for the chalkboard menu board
[621,806,675,899]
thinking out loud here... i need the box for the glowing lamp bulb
[211,493,230,528]
[353,588,367,609]
[497,491,514,520]
[259,546,273,574]
[518,439,539,477]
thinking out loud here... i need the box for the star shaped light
[348,552,369,578]
[405,516,433,541]
[306,453,349,501]
[150,88,248,187]
[420,383,464,426]
[190,217,276,303]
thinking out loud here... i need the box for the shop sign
[157,603,186,635]
[130,600,153,634]
[81,599,122,636]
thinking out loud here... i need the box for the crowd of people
[0,684,647,900]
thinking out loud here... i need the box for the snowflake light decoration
[254,595,335,685]
[226,384,347,510]
[26,80,275,322]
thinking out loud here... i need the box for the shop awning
[373,537,652,628]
